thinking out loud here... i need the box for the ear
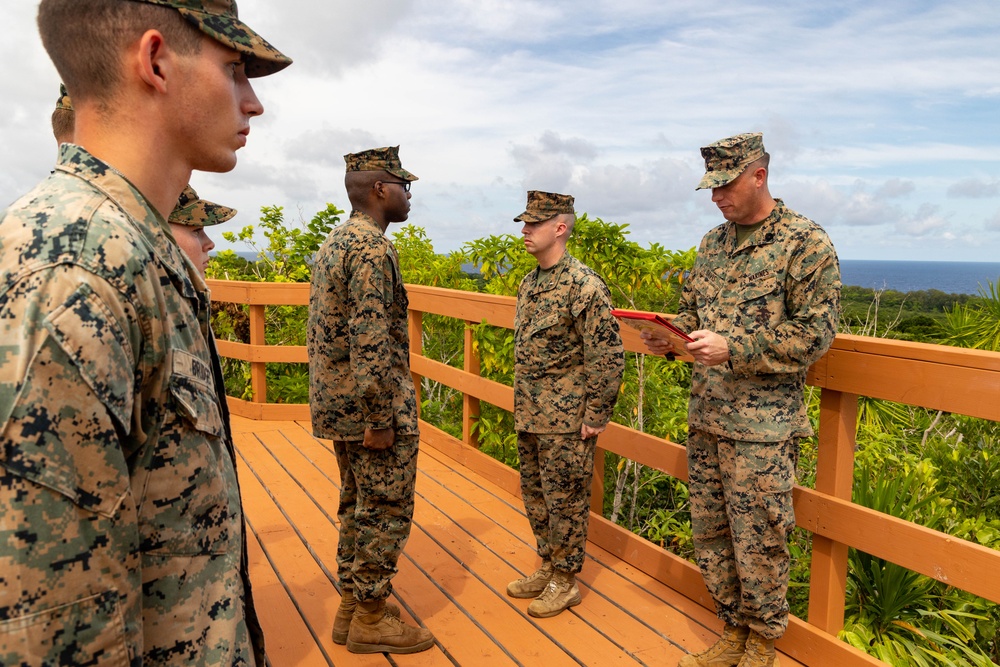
[752,166,767,188]
[135,30,170,93]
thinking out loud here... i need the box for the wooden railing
[208,279,1000,666]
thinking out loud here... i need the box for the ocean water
[839,260,1000,296]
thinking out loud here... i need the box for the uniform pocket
[169,355,225,439]
[0,590,129,666]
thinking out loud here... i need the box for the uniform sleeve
[729,236,841,377]
[575,280,625,429]
[346,241,396,430]
[0,269,141,663]
[670,237,709,335]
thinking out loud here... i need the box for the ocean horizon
[226,251,999,297]
[839,260,1000,296]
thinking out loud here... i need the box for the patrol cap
[344,146,419,182]
[135,0,292,78]
[169,184,236,227]
[513,190,575,223]
[696,132,766,191]
[55,83,73,111]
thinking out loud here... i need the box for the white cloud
[948,177,1000,198]
[2,0,999,262]
[986,209,1000,232]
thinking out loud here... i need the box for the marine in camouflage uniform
[0,1,289,664]
[509,191,625,618]
[654,133,839,667]
[307,146,433,654]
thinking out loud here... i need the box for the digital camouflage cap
[344,146,419,182]
[134,0,292,77]
[169,184,236,227]
[514,190,575,223]
[55,83,72,111]
[696,132,766,191]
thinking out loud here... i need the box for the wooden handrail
[207,278,1000,665]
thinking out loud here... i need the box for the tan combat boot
[346,599,435,654]
[331,587,401,645]
[526,570,581,618]
[506,560,554,599]
[678,624,749,667]
[737,631,779,667]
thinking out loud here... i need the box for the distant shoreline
[840,259,1000,296]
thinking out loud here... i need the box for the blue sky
[2,0,999,261]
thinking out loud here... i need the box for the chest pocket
[169,349,225,438]
[525,312,561,338]
[736,275,780,305]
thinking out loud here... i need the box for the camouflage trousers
[516,432,597,574]
[333,434,418,602]
[686,428,798,639]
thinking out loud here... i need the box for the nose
[241,77,264,118]
[521,223,530,236]
[205,235,216,252]
[711,188,724,202]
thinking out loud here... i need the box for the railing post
[807,388,859,633]
[409,310,423,419]
[463,322,481,448]
[249,304,267,403]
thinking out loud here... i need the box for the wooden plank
[227,396,310,421]
[409,355,515,412]
[417,446,697,664]
[808,389,858,633]
[822,348,1000,420]
[600,423,688,481]
[418,421,521,497]
[245,527,331,667]
[406,285,514,329]
[795,489,1000,604]
[207,279,310,306]
[411,464,650,664]
[215,339,308,363]
[831,333,1000,372]
[235,433,390,667]
[271,425,559,666]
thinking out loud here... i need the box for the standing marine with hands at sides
[507,191,625,618]
[307,146,435,654]
[0,0,290,664]
[644,133,840,667]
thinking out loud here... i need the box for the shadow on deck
[233,416,807,667]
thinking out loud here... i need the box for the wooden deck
[232,416,809,667]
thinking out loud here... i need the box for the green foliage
[940,280,1000,351]
[208,204,342,403]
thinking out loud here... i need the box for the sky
[2,1,999,262]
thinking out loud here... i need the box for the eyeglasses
[381,180,411,192]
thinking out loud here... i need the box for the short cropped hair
[51,107,75,144]
[37,0,202,105]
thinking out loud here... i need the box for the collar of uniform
[726,198,785,252]
[347,209,384,231]
[55,144,201,302]
[528,251,571,293]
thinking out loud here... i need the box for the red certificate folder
[611,309,693,354]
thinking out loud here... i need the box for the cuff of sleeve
[727,333,760,377]
[364,412,392,430]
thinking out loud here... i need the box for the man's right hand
[363,426,394,450]
[639,330,677,357]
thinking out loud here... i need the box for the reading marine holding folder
[508,191,624,618]
[643,133,840,667]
